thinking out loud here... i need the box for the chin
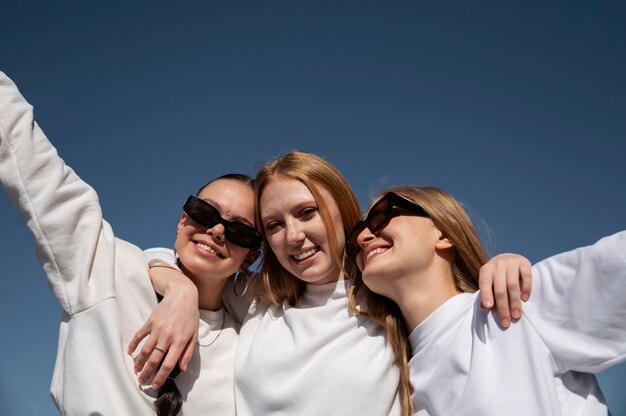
[295,274,325,284]
[296,270,337,285]
[181,255,216,275]
[362,268,389,287]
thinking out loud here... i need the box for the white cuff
[143,247,179,270]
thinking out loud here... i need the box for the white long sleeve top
[145,258,402,416]
[409,231,626,415]
[235,279,401,416]
[0,72,238,415]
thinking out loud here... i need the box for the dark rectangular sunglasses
[346,192,429,258]
[183,195,262,250]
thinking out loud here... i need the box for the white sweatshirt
[0,72,238,415]
[145,259,401,415]
[235,279,401,416]
[409,231,626,415]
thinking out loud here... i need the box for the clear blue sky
[1,1,625,414]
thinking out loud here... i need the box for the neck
[182,266,228,311]
[196,282,226,311]
[303,267,344,286]
[388,263,460,332]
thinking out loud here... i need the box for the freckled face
[260,175,344,285]
[175,179,255,282]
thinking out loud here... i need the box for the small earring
[233,270,249,297]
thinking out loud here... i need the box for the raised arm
[0,72,113,314]
[525,231,626,373]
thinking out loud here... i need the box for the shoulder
[114,237,145,258]
[113,237,151,275]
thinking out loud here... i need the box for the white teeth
[197,242,217,255]
[367,248,387,260]
[293,248,317,261]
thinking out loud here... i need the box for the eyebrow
[260,199,318,222]
[203,198,255,227]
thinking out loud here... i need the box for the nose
[357,226,375,250]
[285,219,305,246]
[206,222,226,243]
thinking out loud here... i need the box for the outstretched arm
[0,72,113,314]
[525,231,626,373]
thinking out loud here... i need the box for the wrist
[163,274,198,298]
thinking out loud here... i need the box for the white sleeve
[0,72,115,315]
[144,247,180,270]
[523,230,626,373]
[143,246,252,324]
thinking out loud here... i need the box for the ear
[434,229,454,250]
[177,213,188,232]
[239,249,261,271]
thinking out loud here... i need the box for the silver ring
[154,346,168,354]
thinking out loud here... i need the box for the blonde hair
[349,186,489,415]
[251,151,361,305]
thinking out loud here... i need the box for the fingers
[491,263,512,328]
[520,261,533,301]
[134,334,159,383]
[133,326,158,375]
[478,263,495,311]
[179,327,199,372]
[129,281,200,389]
[506,258,532,323]
[505,265,522,322]
[128,322,150,355]
[150,345,182,390]
[480,253,534,328]
[137,341,169,386]
[133,331,193,389]
[479,261,513,327]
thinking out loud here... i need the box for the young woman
[0,72,261,415]
[138,152,533,416]
[348,186,626,415]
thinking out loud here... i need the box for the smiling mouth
[291,247,320,262]
[196,242,225,258]
[366,247,388,261]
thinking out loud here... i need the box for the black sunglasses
[346,192,429,258]
[183,195,262,250]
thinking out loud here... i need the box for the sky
[1,1,625,414]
